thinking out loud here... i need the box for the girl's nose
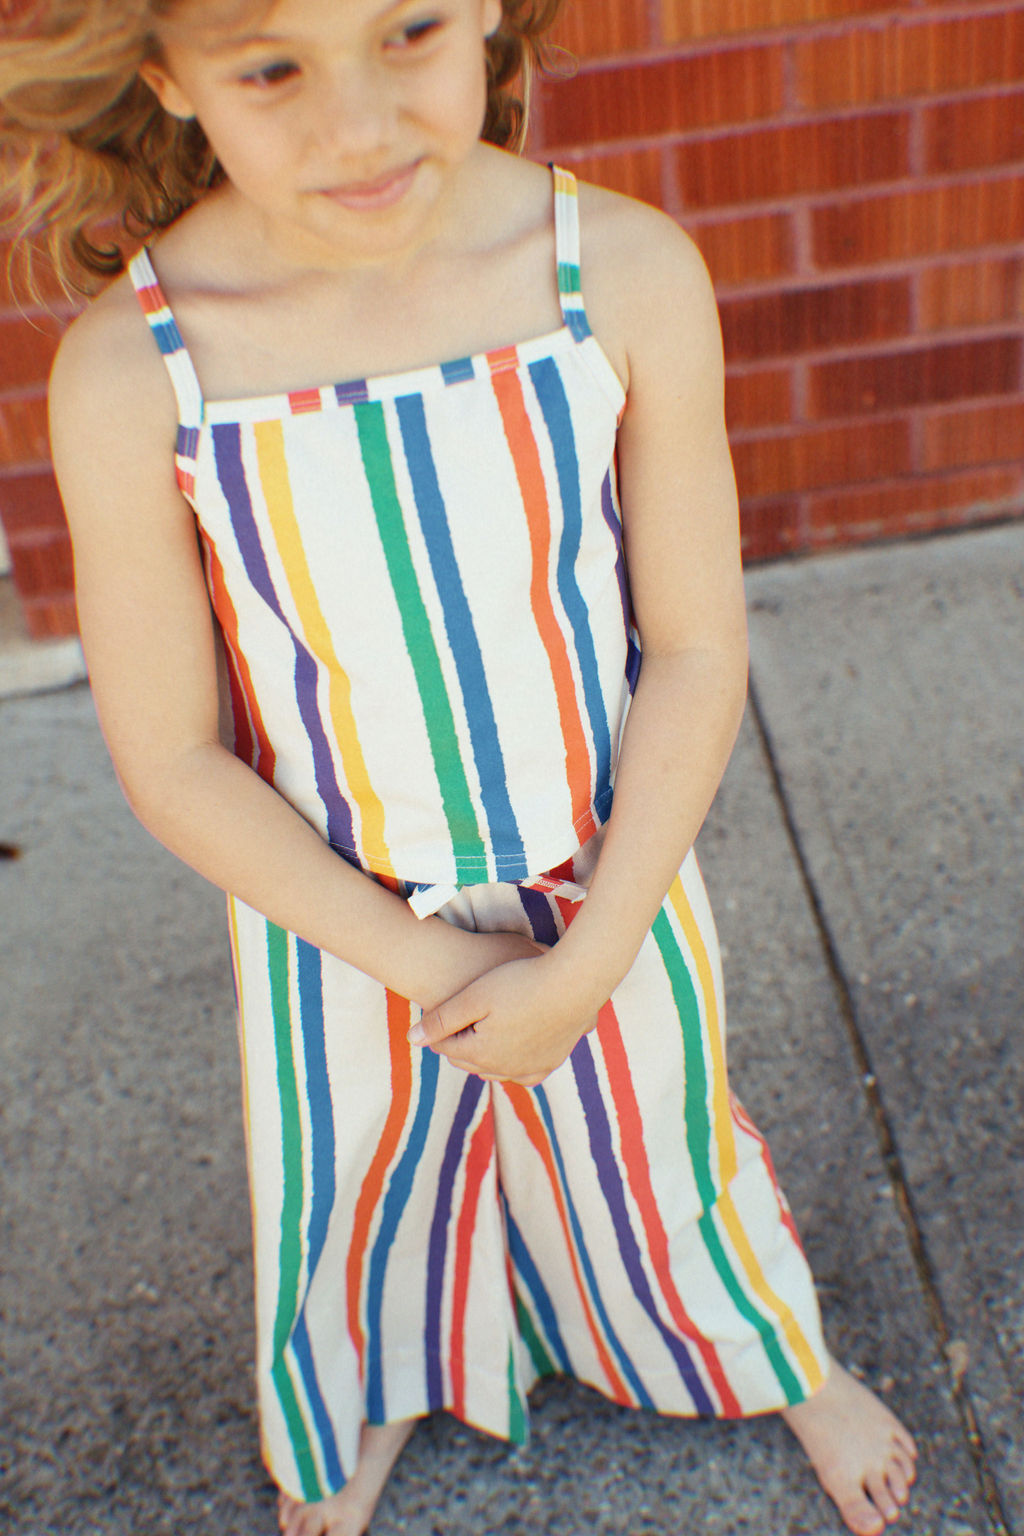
[314,62,397,156]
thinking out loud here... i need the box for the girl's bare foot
[782,1358,918,1535]
[276,1418,418,1536]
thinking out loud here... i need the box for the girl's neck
[143,150,562,402]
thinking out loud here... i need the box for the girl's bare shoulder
[573,178,721,393]
[49,269,179,471]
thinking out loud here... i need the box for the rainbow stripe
[128,167,630,888]
[225,850,826,1498]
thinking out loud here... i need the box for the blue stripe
[288,940,345,1486]
[151,316,185,356]
[441,356,476,386]
[364,1048,440,1421]
[529,359,613,812]
[396,393,527,876]
[504,1200,573,1374]
[571,1037,715,1414]
[598,470,642,695]
[212,424,356,856]
[423,1075,486,1409]
[533,1084,653,1408]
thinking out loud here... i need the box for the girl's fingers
[408,996,480,1047]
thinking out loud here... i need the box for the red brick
[672,112,909,210]
[921,399,1024,471]
[812,175,1024,266]
[0,470,68,538]
[5,527,74,599]
[23,591,79,641]
[732,417,913,496]
[0,313,65,391]
[720,277,911,360]
[726,366,794,428]
[922,90,1024,177]
[664,0,895,44]
[535,43,784,149]
[807,467,1023,543]
[0,392,50,467]
[550,147,666,206]
[795,10,1024,110]
[738,498,803,561]
[917,256,1024,331]
[547,0,651,59]
[808,337,1022,418]
[687,210,795,287]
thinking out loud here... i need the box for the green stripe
[507,1339,527,1445]
[355,402,486,879]
[515,1295,556,1380]
[557,260,582,295]
[652,908,803,1404]
[267,923,324,1500]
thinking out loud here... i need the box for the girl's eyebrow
[199,0,428,54]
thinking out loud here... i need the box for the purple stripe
[211,423,356,855]
[517,884,560,947]
[570,1036,715,1413]
[423,1075,485,1408]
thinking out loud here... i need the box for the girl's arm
[49,283,540,1010]
[412,194,748,1081]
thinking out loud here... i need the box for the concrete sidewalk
[1,522,1021,1536]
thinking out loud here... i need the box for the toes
[864,1469,902,1526]
[838,1490,886,1536]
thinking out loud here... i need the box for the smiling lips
[319,160,422,211]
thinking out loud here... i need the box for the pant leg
[482,847,830,1419]
[226,893,528,1503]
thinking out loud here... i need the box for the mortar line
[746,671,1012,1536]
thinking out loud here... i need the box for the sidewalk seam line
[746,673,1012,1536]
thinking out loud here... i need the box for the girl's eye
[240,60,300,88]
[385,17,443,49]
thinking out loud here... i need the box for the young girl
[3,2,917,1532]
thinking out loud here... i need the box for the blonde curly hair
[0,0,566,300]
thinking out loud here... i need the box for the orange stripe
[345,990,413,1373]
[500,1082,631,1403]
[490,369,597,841]
[595,1000,742,1416]
[449,1112,495,1418]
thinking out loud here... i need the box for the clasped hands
[408,940,599,1088]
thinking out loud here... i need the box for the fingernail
[407,1022,425,1045]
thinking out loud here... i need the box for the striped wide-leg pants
[227,841,828,1502]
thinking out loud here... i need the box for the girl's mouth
[319,161,422,212]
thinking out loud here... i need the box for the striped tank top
[129,168,640,894]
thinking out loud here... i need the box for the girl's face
[141,0,502,265]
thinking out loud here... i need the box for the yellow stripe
[668,875,737,1185]
[669,874,824,1392]
[254,420,395,879]
[718,1189,827,1392]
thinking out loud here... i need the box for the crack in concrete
[747,674,1013,1536]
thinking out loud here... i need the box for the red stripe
[731,1096,805,1254]
[135,281,167,315]
[500,1082,632,1404]
[596,1000,742,1416]
[345,990,414,1372]
[449,1111,495,1418]
[202,534,275,783]
[490,369,597,839]
[288,387,324,414]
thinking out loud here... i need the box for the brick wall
[532,0,1024,559]
[1,0,1022,636]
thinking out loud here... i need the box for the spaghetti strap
[551,165,592,343]
[128,248,204,501]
